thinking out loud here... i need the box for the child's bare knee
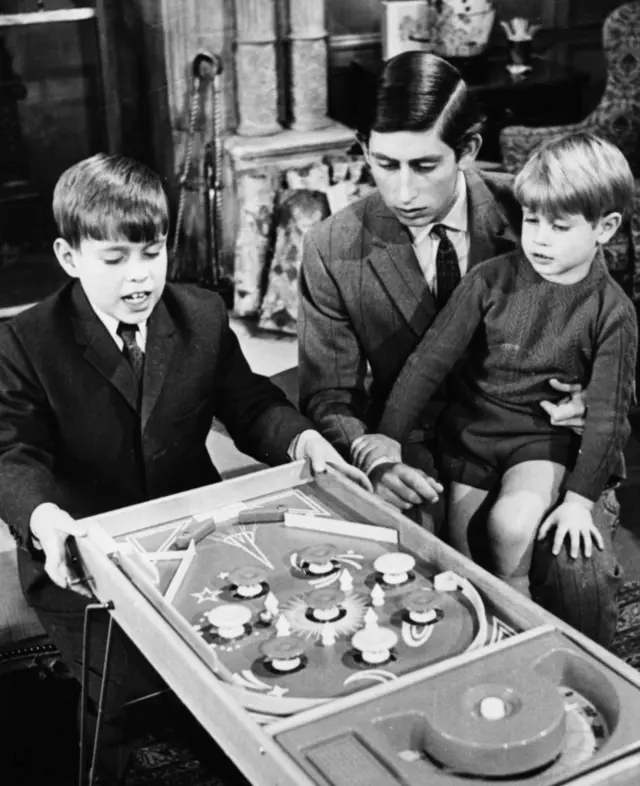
[487,494,543,549]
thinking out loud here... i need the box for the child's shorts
[437,395,578,491]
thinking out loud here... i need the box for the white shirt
[407,171,469,296]
[93,307,147,353]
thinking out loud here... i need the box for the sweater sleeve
[378,267,486,442]
[565,300,638,501]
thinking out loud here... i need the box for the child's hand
[537,500,604,559]
[350,434,403,474]
[30,503,92,597]
[294,431,374,493]
[539,379,586,435]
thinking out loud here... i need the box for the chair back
[589,2,640,174]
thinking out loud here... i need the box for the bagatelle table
[74,461,640,786]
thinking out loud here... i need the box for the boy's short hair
[53,153,170,248]
[514,132,634,223]
[357,51,485,158]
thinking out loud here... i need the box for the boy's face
[54,237,168,323]
[362,127,480,228]
[521,210,621,284]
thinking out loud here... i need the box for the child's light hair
[514,131,634,223]
[53,153,170,249]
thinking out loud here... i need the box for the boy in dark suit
[298,51,623,646]
[0,153,367,784]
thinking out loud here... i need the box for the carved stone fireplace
[158,0,368,332]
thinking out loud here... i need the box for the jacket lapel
[466,168,520,268]
[365,194,437,338]
[141,297,176,432]
[70,284,139,412]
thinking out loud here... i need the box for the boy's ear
[596,212,623,245]
[53,238,80,278]
[457,133,482,170]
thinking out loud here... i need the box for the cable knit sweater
[378,250,638,501]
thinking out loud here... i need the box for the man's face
[55,237,168,323]
[521,210,617,283]
[363,127,477,228]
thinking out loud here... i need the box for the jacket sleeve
[0,324,64,548]
[565,301,638,501]
[213,307,314,466]
[297,229,371,458]
[378,269,486,442]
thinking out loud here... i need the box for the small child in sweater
[376,131,638,597]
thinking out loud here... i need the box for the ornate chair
[499,1,640,299]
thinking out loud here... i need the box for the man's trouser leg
[529,486,624,648]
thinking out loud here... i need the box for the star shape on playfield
[192,587,222,604]
[268,685,289,697]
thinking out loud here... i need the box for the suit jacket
[298,168,521,456]
[0,281,312,608]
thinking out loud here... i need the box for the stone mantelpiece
[225,123,356,174]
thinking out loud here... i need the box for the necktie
[431,224,461,311]
[117,322,144,386]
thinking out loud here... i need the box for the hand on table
[537,499,603,559]
[295,431,374,493]
[30,502,92,597]
[369,462,443,510]
[540,379,586,435]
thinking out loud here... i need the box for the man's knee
[530,529,623,647]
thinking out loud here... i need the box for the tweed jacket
[0,281,312,606]
[298,167,522,456]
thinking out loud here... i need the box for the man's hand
[540,379,586,435]
[350,434,402,475]
[537,496,603,559]
[30,503,92,597]
[295,431,374,493]
[369,462,443,510]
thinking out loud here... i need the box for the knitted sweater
[378,250,638,501]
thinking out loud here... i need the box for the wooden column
[235,0,282,136]
[289,0,331,132]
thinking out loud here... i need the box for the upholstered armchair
[499,1,640,298]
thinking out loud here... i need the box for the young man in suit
[0,153,368,784]
[298,51,623,646]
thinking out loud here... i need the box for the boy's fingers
[591,527,604,551]
[548,379,582,395]
[581,531,592,559]
[326,460,374,493]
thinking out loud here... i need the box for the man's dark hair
[357,52,484,157]
[53,153,170,249]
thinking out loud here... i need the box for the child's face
[521,209,620,284]
[54,236,168,323]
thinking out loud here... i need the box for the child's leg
[448,481,491,559]
[488,460,565,598]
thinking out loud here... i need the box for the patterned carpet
[3,582,640,786]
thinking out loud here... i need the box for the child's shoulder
[468,249,523,285]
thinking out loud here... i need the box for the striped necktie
[431,224,461,311]
[116,322,144,386]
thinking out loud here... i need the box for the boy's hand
[369,462,443,510]
[537,500,604,559]
[350,434,402,475]
[294,431,374,493]
[30,503,92,597]
[540,379,586,435]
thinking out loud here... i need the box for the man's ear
[596,212,623,245]
[356,132,371,166]
[53,238,80,278]
[457,133,483,170]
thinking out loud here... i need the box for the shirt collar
[409,171,468,245]
[91,303,148,347]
